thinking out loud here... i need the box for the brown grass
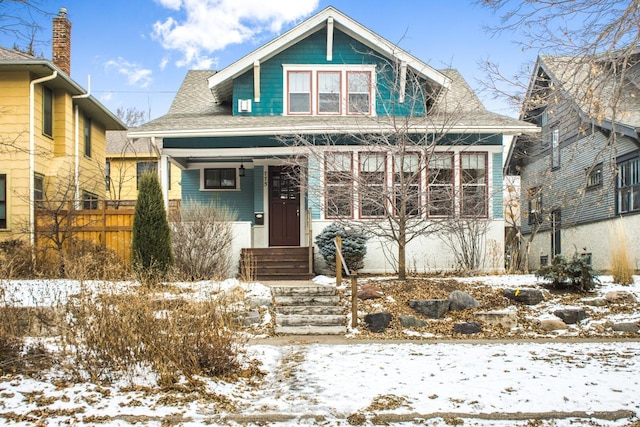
[62,283,242,385]
[610,219,634,285]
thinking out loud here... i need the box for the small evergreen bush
[315,223,369,273]
[132,173,173,280]
[536,253,600,292]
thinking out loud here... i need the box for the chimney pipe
[52,7,71,75]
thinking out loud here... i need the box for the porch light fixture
[239,159,246,177]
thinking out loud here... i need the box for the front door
[269,165,300,246]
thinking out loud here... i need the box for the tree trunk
[398,228,407,280]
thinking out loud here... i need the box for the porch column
[159,154,170,210]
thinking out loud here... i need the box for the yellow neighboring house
[106,130,181,206]
[0,8,126,243]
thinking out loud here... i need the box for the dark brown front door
[269,166,300,246]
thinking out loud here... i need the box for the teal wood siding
[492,152,504,220]
[232,28,425,117]
[181,169,256,222]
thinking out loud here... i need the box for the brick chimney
[52,7,71,75]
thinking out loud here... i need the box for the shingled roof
[534,53,640,135]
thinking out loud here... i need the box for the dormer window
[284,65,375,116]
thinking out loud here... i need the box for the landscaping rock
[242,309,262,326]
[453,322,481,334]
[605,290,637,304]
[611,322,640,332]
[540,319,568,331]
[408,299,450,319]
[553,307,586,324]
[474,310,518,329]
[398,315,427,328]
[358,284,384,300]
[449,290,480,311]
[581,297,607,307]
[364,312,392,333]
[503,288,544,305]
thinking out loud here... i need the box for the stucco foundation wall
[310,219,505,275]
[524,215,640,272]
[229,222,253,276]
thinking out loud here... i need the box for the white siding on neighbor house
[525,215,640,272]
[310,219,505,274]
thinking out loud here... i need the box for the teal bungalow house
[129,7,537,278]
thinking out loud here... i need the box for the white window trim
[282,64,376,117]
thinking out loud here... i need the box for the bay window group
[324,150,488,219]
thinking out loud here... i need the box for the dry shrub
[0,285,53,376]
[63,283,242,384]
[170,201,236,281]
[238,251,256,282]
[610,219,634,285]
[0,239,130,281]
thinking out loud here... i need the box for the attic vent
[238,99,252,113]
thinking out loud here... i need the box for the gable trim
[207,6,450,104]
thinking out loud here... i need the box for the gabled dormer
[207,6,451,118]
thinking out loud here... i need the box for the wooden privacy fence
[35,200,180,263]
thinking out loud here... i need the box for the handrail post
[335,235,342,284]
[351,274,358,328]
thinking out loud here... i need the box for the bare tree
[281,56,499,279]
[479,0,640,271]
[116,107,147,127]
[0,1,51,56]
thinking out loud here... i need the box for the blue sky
[0,0,533,121]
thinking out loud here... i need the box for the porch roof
[129,111,537,139]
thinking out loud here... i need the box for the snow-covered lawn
[0,275,639,426]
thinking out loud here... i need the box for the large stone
[611,322,640,332]
[474,310,518,329]
[553,307,586,324]
[408,299,450,319]
[605,290,637,304]
[449,290,480,311]
[399,315,427,328]
[581,297,607,307]
[364,312,392,333]
[453,322,481,334]
[503,288,544,305]
[540,319,568,331]
[358,285,384,300]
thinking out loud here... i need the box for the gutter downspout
[29,70,58,245]
[72,75,91,209]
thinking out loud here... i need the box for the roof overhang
[206,6,451,104]
[0,61,126,130]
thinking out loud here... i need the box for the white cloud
[105,57,153,88]
[152,0,320,68]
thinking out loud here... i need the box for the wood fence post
[335,235,342,285]
[351,274,358,328]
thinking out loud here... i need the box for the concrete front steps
[271,284,347,335]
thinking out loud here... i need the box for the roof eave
[0,61,126,130]
[129,123,539,139]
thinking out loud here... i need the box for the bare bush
[0,239,130,280]
[63,283,242,384]
[170,202,236,281]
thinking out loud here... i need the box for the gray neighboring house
[507,52,640,271]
